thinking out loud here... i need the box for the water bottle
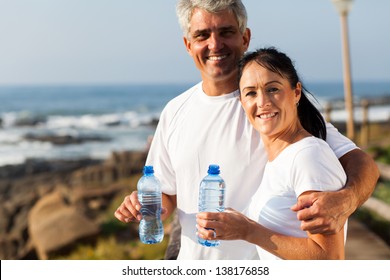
[198,164,226,247]
[137,165,164,244]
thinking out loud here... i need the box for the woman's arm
[197,204,345,260]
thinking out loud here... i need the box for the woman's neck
[262,125,310,162]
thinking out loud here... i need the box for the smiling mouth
[207,54,228,61]
[259,112,277,119]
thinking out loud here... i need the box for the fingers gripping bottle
[198,164,226,247]
[137,166,164,244]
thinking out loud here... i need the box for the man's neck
[202,79,238,96]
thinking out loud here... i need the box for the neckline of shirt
[267,136,317,164]
[197,82,240,103]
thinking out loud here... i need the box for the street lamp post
[331,0,355,141]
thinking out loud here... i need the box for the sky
[0,0,389,86]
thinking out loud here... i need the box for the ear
[183,36,193,57]
[295,82,302,104]
[242,28,251,51]
[238,95,243,106]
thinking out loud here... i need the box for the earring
[296,102,299,107]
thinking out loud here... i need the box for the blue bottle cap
[208,164,220,175]
[143,165,154,175]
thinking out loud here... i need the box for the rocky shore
[0,150,147,260]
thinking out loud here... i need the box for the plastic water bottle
[137,165,164,244]
[198,164,226,247]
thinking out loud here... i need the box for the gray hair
[176,0,248,39]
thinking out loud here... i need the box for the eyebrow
[265,80,283,86]
[241,86,256,92]
[240,80,283,92]
[192,25,237,35]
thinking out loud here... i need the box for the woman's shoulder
[285,136,329,154]
[289,136,342,170]
[281,136,338,164]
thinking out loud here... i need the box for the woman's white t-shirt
[248,137,348,260]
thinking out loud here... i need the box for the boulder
[28,190,100,259]
[23,133,111,145]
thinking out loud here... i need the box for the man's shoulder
[162,82,200,112]
[168,82,200,104]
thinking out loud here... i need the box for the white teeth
[259,113,276,119]
[208,55,227,61]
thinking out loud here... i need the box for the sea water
[0,82,389,167]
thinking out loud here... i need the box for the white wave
[0,130,22,143]
[1,109,160,130]
[0,123,155,167]
[1,112,20,128]
[0,140,53,166]
[43,111,158,130]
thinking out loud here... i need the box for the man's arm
[291,148,380,234]
[338,149,380,209]
[162,194,177,221]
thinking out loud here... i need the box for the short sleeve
[145,107,177,195]
[325,122,357,158]
[290,140,347,197]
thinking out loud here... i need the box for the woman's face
[239,61,301,139]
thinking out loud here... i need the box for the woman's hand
[196,208,252,241]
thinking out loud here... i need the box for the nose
[208,33,223,51]
[257,92,271,108]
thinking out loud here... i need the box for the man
[115,0,379,259]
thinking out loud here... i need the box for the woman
[196,47,347,259]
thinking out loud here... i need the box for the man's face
[184,8,250,84]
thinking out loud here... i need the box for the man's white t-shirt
[248,137,347,260]
[146,82,356,260]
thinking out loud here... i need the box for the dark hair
[238,47,326,140]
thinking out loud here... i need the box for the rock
[14,115,46,127]
[0,158,101,180]
[23,133,111,145]
[0,207,10,236]
[105,150,147,173]
[28,191,100,260]
[0,236,18,259]
[69,183,124,219]
[0,150,148,259]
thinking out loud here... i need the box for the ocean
[0,81,389,167]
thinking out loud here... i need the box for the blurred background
[0,0,389,260]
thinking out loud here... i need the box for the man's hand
[291,190,352,234]
[114,191,142,223]
[292,148,380,235]
[114,192,175,223]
